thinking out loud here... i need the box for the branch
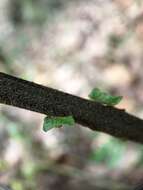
[0,72,143,144]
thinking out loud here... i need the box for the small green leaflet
[88,88,123,106]
[43,116,75,132]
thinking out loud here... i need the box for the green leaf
[43,116,75,132]
[88,88,122,106]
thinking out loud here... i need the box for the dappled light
[0,0,143,190]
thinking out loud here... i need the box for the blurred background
[0,0,143,189]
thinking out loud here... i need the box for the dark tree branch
[0,72,143,143]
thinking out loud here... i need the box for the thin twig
[0,72,143,143]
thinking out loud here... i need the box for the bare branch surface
[0,72,143,144]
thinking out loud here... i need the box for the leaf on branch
[43,115,75,132]
[88,88,123,106]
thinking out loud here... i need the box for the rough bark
[0,72,143,144]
